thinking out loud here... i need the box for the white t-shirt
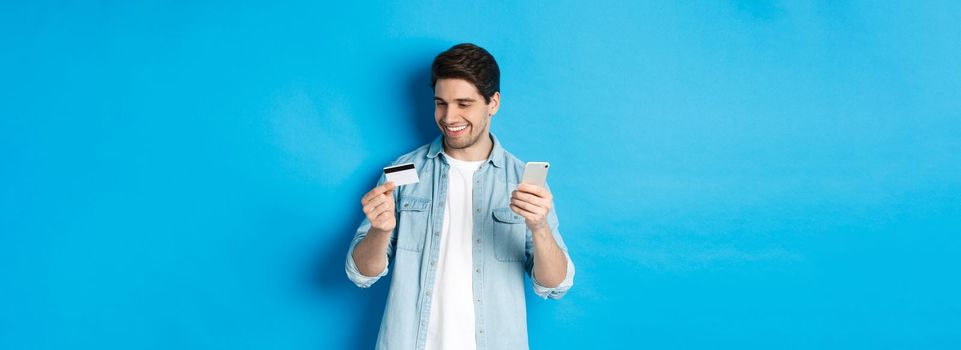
[425,156,484,350]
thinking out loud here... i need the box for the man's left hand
[510,183,553,231]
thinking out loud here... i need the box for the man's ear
[488,91,501,117]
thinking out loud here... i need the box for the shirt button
[476,298,481,303]
[475,239,481,244]
[426,290,432,296]
[475,268,481,273]
[430,261,436,266]
[475,208,481,213]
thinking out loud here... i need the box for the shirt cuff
[345,248,389,288]
[531,250,575,300]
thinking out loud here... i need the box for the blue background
[2,1,960,349]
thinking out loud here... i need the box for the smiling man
[346,43,575,350]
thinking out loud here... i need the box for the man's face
[433,78,499,150]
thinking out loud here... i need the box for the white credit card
[384,162,419,186]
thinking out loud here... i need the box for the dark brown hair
[430,43,500,104]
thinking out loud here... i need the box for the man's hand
[513,183,568,288]
[510,183,553,231]
[361,182,396,233]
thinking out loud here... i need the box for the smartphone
[521,162,550,187]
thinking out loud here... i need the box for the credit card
[384,162,419,186]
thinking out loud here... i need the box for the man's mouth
[444,124,469,136]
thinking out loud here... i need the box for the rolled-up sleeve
[531,250,575,300]
[345,230,390,288]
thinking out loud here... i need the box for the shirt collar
[427,132,505,168]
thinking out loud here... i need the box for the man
[345,43,575,350]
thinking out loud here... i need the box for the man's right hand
[361,182,396,233]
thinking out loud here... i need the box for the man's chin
[443,133,477,149]
[444,137,468,149]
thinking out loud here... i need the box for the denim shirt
[345,133,575,350]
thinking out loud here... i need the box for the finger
[512,190,551,210]
[364,191,394,212]
[372,209,393,225]
[511,197,546,216]
[511,195,544,212]
[517,183,550,199]
[510,203,538,220]
[362,182,395,204]
[374,193,396,213]
[383,193,395,211]
[515,183,533,194]
[365,197,391,217]
[517,183,543,193]
[363,193,388,212]
[512,190,548,207]
[362,186,381,204]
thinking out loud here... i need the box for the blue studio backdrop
[2,1,960,349]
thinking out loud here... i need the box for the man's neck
[443,133,494,162]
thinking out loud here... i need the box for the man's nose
[443,109,457,122]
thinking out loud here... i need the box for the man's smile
[444,123,470,136]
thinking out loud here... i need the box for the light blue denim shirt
[345,133,575,350]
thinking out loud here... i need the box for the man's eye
[459,104,469,108]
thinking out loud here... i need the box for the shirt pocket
[492,207,527,262]
[396,196,431,252]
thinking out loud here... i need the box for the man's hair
[430,43,500,104]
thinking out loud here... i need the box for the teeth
[447,125,468,132]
